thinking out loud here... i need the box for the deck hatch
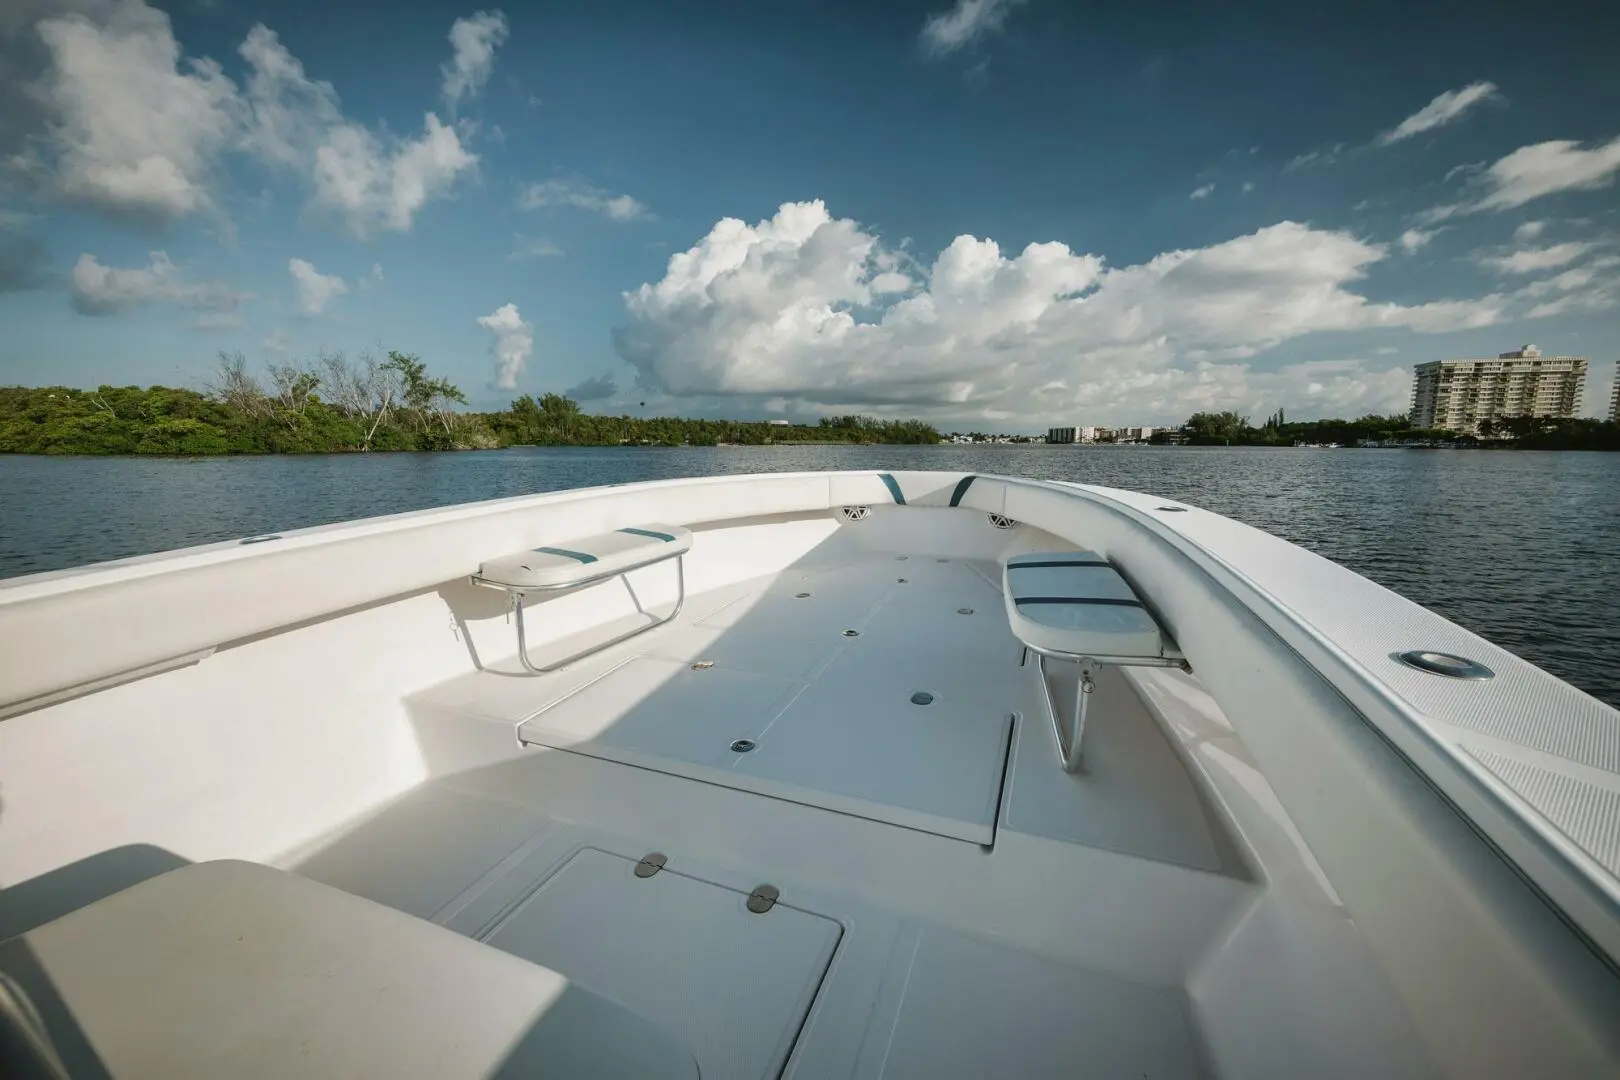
[482,848,840,1080]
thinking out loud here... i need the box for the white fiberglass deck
[298,545,1243,1078]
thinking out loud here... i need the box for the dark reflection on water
[3,445,1616,706]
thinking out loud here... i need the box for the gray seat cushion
[478,524,692,590]
[1002,551,1165,658]
[0,860,697,1079]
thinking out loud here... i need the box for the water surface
[3,445,1615,707]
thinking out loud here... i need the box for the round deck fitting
[729,738,757,753]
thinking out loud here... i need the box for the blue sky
[2,0,1618,428]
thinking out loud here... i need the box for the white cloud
[1424,137,1620,223]
[1378,81,1498,146]
[1241,181,1255,193]
[921,0,1025,55]
[440,10,507,111]
[34,0,241,222]
[1515,256,1620,320]
[239,26,479,236]
[1479,242,1594,274]
[1190,183,1215,200]
[1513,220,1545,242]
[1375,346,1399,355]
[1399,228,1437,252]
[262,327,290,352]
[518,179,647,221]
[288,256,347,314]
[477,302,533,389]
[1475,136,1620,211]
[70,250,245,315]
[508,233,564,261]
[614,200,1507,423]
[23,2,485,234]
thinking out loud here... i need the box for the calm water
[3,446,1617,707]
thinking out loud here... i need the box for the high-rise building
[1409,345,1588,434]
[1046,426,1076,444]
[1610,368,1619,423]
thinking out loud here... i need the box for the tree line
[0,352,941,455]
[1170,409,1620,450]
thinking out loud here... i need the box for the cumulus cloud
[1378,81,1498,146]
[1399,228,1437,252]
[1513,220,1545,242]
[17,1,485,234]
[565,373,618,401]
[921,0,1025,54]
[518,179,647,221]
[1479,242,1594,274]
[32,0,240,223]
[1190,183,1214,200]
[614,200,1506,423]
[288,256,347,314]
[69,250,245,315]
[477,302,533,389]
[440,11,507,111]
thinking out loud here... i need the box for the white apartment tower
[1409,345,1588,434]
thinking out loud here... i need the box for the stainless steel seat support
[1026,645,1189,772]
[475,550,686,675]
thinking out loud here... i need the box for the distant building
[1078,426,1101,443]
[1410,345,1588,434]
[1611,370,1619,423]
[1046,427,1076,444]
[767,419,792,426]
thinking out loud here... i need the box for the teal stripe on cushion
[878,473,906,505]
[533,546,598,563]
[618,526,677,542]
[948,475,977,507]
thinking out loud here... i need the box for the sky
[2,0,1618,429]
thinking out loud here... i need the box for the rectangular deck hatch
[481,848,842,1080]
[518,653,1015,844]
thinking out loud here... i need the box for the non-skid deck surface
[516,557,1018,843]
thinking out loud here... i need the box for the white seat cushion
[0,860,697,1079]
[478,524,692,590]
[1002,551,1165,659]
